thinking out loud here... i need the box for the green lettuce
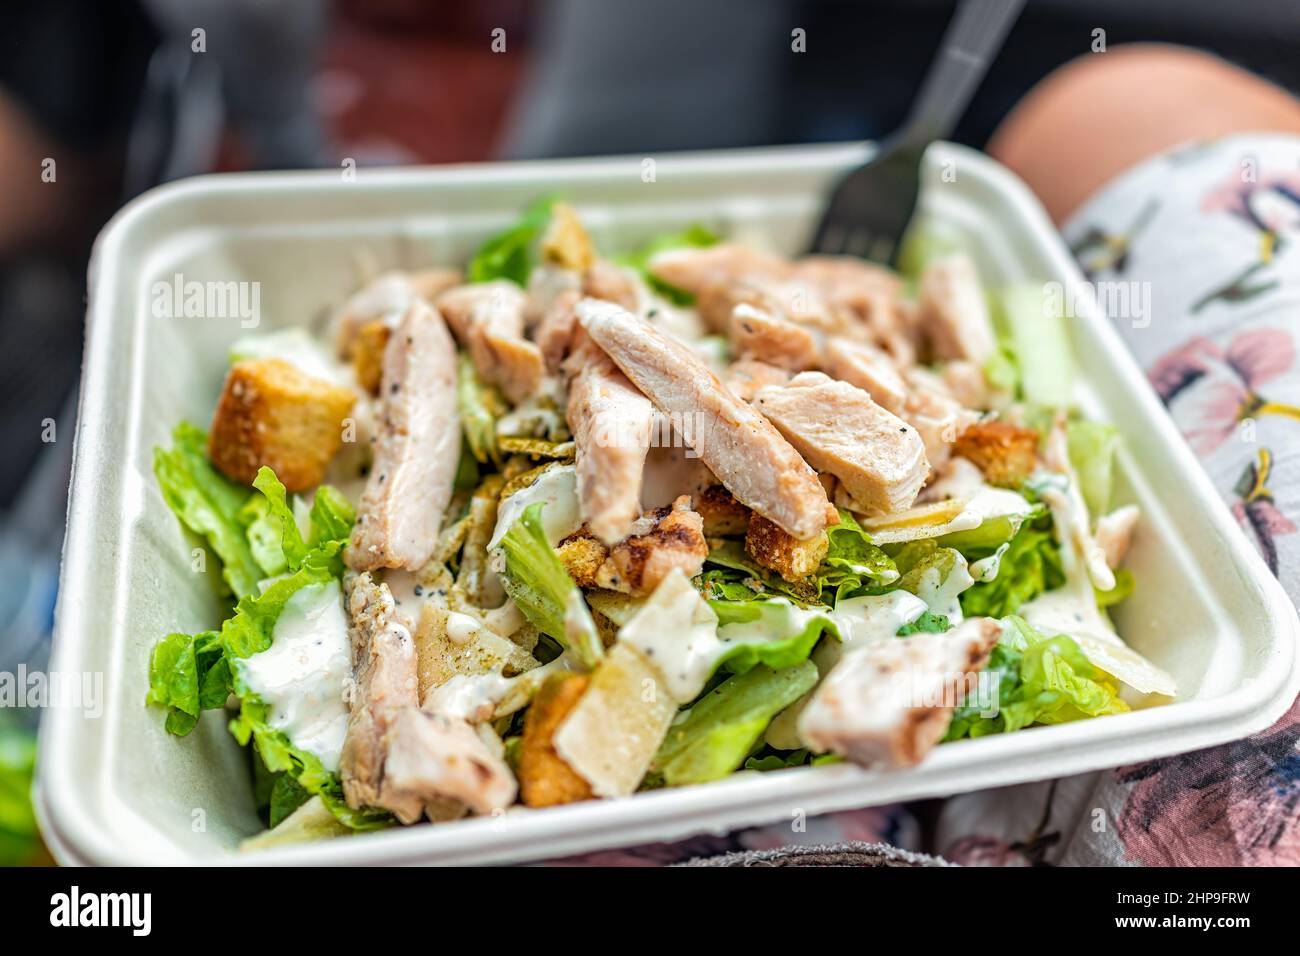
[467,195,557,286]
[496,502,603,670]
[153,422,262,598]
[818,510,899,602]
[896,610,950,635]
[617,224,719,305]
[707,599,840,676]
[702,540,818,604]
[959,518,1064,619]
[654,662,818,786]
[457,351,503,466]
[1066,420,1120,518]
[946,616,1128,739]
[0,720,39,865]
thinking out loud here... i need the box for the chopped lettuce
[457,351,504,466]
[496,502,603,670]
[153,422,262,598]
[819,509,899,602]
[959,517,1064,619]
[653,661,818,786]
[1066,419,1120,518]
[702,540,818,604]
[708,598,840,676]
[467,195,557,286]
[993,284,1074,410]
[896,610,950,635]
[945,616,1128,739]
[148,465,384,831]
[617,223,719,305]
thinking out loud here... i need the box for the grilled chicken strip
[723,357,792,403]
[577,299,836,539]
[564,337,655,545]
[436,280,545,404]
[340,573,423,821]
[823,336,909,412]
[595,495,708,595]
[382,710,518,818]
[729,303,822,371]
[798,616,1001,769]
[754,371,928,515]
[647,244,790,299]
[917,254,998,365]
[349,301,460,572]
[333,269,462,359]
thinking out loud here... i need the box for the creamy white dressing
[446,610,484,645]
[426,671,515,723]
[830,591,929,649]
[914,552,974,624]
[488,463,581,550]
[238,581,352,772]
[970,543,1010,582]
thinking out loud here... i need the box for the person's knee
[989,44,1300,223]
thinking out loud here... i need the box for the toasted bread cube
[519,671,595,808]
[541,203,595,272]
[952,420,1039,488]
[745,513,828,583]
[351,319,391,395]
[695,485,750,536]
[208,358,355,492]
[556,531,609,588]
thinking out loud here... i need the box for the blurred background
[1,0,1297,865]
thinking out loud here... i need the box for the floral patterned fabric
[548,134,1300,867]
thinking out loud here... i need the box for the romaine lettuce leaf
[1066,420,1120,518]
[653,661,818,786]
[0,719,39,865]
[707,599,840,676]
[818,509,899,602]
[467,195,557,286]
[153,422,262,598]
[496,501,603,669]
[959,517,1064,619]
[945,616,1128,739]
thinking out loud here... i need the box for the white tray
[36,142,1300,865]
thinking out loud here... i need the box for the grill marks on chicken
[577,298,836,540]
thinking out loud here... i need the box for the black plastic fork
[809,0,1026,265]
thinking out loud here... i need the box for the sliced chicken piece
[1096,504,1141,570]
[340,573,423,821]
[333,269,462,359]
[436,280,545,404]
[382,710,517,818]
[823,336,909,412]
[536,288,582,373]
[564,337,655,545]
[583,259,641,312]
[793,254,901,299]
[577,299,836,539]
[595,496,709,596]
[647,244,790,299]
[729,303,822,371]
[900,366,982,470]
[941,359,992,409]
[349,302,460,572]
[723,357,792,403]
[918,254,998,365]
[754,371,928,515]
[798,616,1001,769]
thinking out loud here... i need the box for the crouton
[541,203,595,272]
[351,319,390,395]
[208,358,355,492]
[952,420,1039,488]
[696,485,750,536]
[745,513,828,583]
[556,531,609,588]
[519,671,595,808]
[594,497,708,596]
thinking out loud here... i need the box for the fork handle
[894,0,1026,150]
